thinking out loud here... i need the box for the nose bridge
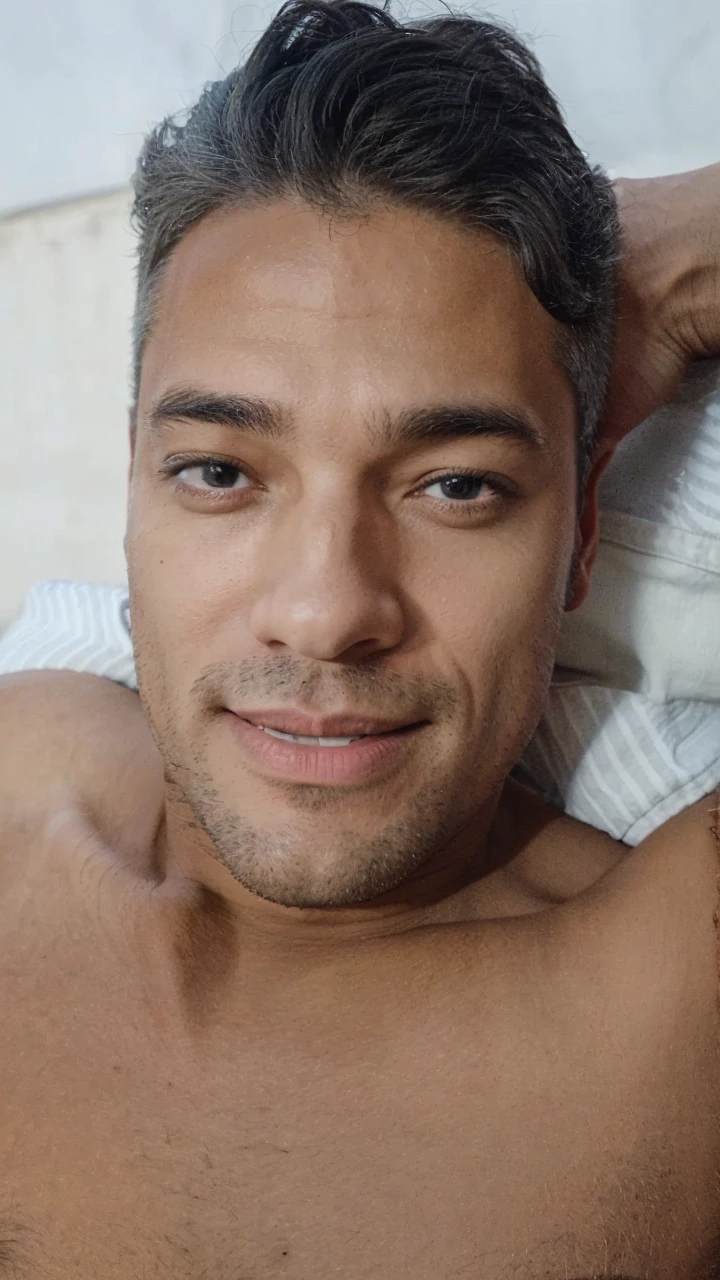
[249,473,404,660]
[303,482,375,582]
[274,463,358,559]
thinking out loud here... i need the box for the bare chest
[2,901,719,1280]
[3,1009,719,1277]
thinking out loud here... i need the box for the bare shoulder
[556,794,720,1021]
[604,794,719,915]
[0,671,163,867]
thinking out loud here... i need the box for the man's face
[127,202,583,907]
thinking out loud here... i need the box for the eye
[170,460,252,492]
[420,471,505,503]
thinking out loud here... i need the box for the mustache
[190,657,459,719]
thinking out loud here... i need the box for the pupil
[441,475,482,500]
[203,463,237,488]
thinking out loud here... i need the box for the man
[2,2,720,1275]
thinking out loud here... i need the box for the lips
[224,711,426,785]
[238,710,420,738]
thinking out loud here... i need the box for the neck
[129,779,584,1034]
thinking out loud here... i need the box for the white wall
[4,0,720,217]
[484,0,720,179]
[1,0,235,215]
[2,0,720,626]
[1,191,133,626]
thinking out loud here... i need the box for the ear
[564,445,615,612]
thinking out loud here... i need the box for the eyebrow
[148,388,288,440]
[381,404,547,453]
[147,386,547,453]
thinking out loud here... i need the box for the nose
[247,495,405,663]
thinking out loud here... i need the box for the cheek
[432,517,573,650]
[429,514,573,729]
[442,573,562,699]
[125,500,262,682]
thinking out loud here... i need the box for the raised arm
[599,162,720,448]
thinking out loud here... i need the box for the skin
[127,202,593,912]
[1,198,719,1279]
[599,162,720,448]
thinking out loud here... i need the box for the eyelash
[418,466,514,503]
[160,456,515,508]
[161,456,254,504]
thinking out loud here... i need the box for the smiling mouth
[255,724,419,747]
[227,715,426,785]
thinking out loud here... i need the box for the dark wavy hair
[131,0,619,481]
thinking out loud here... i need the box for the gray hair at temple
[130,0,619,484]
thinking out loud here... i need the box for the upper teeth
[260,726,361,746]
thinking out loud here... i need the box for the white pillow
[526,357,720,841]
[558,358,720,702]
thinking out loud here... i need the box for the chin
[183,781,443,907]
[217,836,430,908]
[176,735,491,908]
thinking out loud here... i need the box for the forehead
[138,201,574,437]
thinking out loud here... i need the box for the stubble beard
[132,613,562,909]
[163,748,484,908]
